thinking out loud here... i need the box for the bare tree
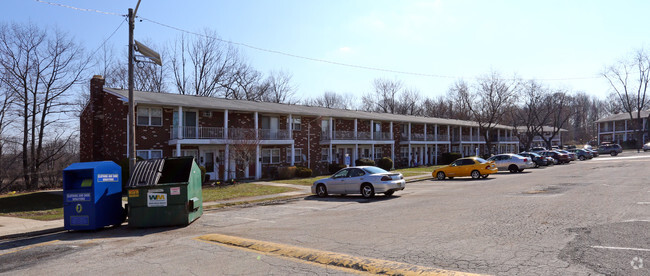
[309,91,355,109]
[456,73,518,155]
[512,80,546,150]
[170,31,238,97]
[362,78,402,113]
[0,23,87,190]
[261,70,296,103]
[534,90,573,148]
[227,128,262,178]
[603,48,650,150]
[396,88,423,115]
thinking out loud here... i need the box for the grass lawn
[0,191,63,221]
[270,176,328,186]
[202,183,297,202]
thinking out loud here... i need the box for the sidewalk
[0,176,429,240]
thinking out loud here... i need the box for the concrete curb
[0,227,65,241]
[198,233,484,276]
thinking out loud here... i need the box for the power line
[89,17,127,57]
[34,0,602,81]
[34,0,124,16]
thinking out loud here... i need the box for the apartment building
[595,111,650,145]
[81,76,519,180]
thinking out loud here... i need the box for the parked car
[557,150,577,161]
[518,152,548,167]
[598,144,623,156]
[312,166,405,198]
[487,154,535,173]
[530,147,546,152]
[539,150,570,164]
[546,156,557,165]
[643,142,650,152]
[432,157,498,180]
[568,149,592,160]
[585,148,599,157]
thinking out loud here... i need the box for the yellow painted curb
[198,233,486,276]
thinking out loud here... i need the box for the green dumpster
[126,157,203,227]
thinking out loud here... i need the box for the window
[400,147,408,159]
[262,148,280,164]
[137,107,162,126]
[374,146,383,159]
[181,149,198,159]
[349,168,365,177]
[321,148,329,162]
[136,149,163,160]
[333,169,349,178]
[291,117,301,131]
[286,148,304,163]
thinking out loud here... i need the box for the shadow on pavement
[303,194,401,203]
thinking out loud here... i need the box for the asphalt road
[2,151,650,275]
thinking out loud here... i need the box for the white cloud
[339,46,352,53]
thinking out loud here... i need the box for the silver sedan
[311,166,405,198]
[487,153,535,173]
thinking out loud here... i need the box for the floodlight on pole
[127,0,142,176]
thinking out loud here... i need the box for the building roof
[516,126,568,132]
[594,110,650,123]
[104,88,516,130]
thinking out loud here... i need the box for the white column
[354,119,358,139]
[329,117,333,140]
[255,145,261,180]
[390,143,395,169]
[328,143,333,163]
[408,144,412,167]
[254,112,259,140]
[176,143,181,157]
[370,120,374,140]
[424,145,429,165]
[354,144,358,163]
[371,145,375,161]
[290,143,295,166]
[389,121,393,139]
[224,144,229,181]
[470,127,473,142]
[178,106,183,139]
[288,114,293,139]
[224,109,229,139]
[434,124,438,141]
[435,144,438,165]
[459,127,463,142]
[424,124,428,141]
[447,125,450,142]
[408,123,412,141]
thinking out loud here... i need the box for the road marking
[197,233,485,276]
[591,155,650,162]
[277,205,322,210]
[591,245,650,252]
[0,239,60,256]
[637,202,650,205]
[623,219,650,222]
[234,217,276,223]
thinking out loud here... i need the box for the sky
[6,0,650,101]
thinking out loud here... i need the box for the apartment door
[217,149,225,180]
[203,150,216,181]
[173,111,198,138]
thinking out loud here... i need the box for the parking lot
[2,151,650,275]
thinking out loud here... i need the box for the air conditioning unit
[202,111,212,118]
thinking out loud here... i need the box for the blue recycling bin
[63,161,124,230]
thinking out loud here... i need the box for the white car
[312,166,405,198]
[487,153,535,173]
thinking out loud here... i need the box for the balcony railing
[321,131,393,141]
[171,126,224,139]
[498,137,520,142]
[171,127,290,140]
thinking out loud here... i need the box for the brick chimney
[80,75,106,162]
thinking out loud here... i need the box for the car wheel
[579,156,585,161]
[384,190,394,197]
[611,151,617,156]
[436,171,446,180]
[360,183,374,198]
[471,170,481,179]
[508,165,518,173]
[316,184,328,197]
[481,174,489,179]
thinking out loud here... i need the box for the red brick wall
[334,119,354,132]
[230,112,254,129]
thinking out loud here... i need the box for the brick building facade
[81,76,520,180]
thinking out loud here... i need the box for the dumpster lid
[127,159,165,187]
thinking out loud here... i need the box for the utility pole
[128,8,136,175]
[128,0,142,175]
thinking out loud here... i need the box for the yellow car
[432,157,498,180]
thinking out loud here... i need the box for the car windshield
[363,166,388,174]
